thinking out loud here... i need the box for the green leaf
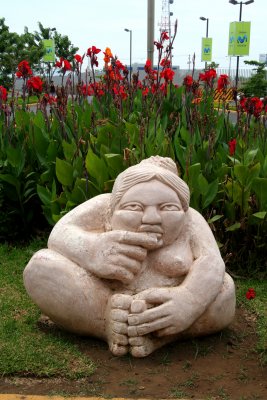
[202,179,219,209]
[6,146,25,176]
[85,148,109,188]
[252,177,267,210]
[226,222,241,232]
[208,214,223,224]
[252,211,266,220]
[56,158,74,187]
[62,139,77,161]
[37,185,51,206]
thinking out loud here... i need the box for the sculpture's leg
[23,249,110,338]
[184,272,236,337]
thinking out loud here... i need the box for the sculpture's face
[111,179,186,247]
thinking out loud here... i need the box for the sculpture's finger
[128,303,168,326]
[119,231,161,249]
[135,288,172,304]
[128,316,171,336]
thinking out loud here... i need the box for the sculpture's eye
[160,203,181,211]
[121,202,143,211]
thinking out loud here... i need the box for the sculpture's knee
[23,249,108,336]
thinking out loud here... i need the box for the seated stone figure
[24,156,236,358]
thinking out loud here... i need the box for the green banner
[42,39,55,62]
[228,21,251,56]
[201,38,212,62]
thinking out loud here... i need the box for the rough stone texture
[24,156,236,357]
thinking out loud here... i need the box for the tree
[34,22,79,61]
[0,18,44,89]
[242,60,267,98]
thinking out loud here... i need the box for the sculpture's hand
[128,287,198,337]
[90,231,162,283]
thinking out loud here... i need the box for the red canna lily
[16,60,32,78]
[245,288,256,300]
[161,31,169,41]
[199,69,217,87]
[27,76,43,93]
[0,86,7,101]
[144,59,152,73]
[183,75,193,88]
[217,74,229,91]
[228,138,237,156]
[87,46,101,57]
[142,87,149,97]
[74,54,83,64]
[154,41,163,50]
[160,58,171,68]
[160,68,175,82]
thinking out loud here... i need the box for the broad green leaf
[56,158,74,187]
[37,185,51,206]
[252,177,267,210]
[63,139,77,161]
[85,148,109,188]
[252,211,266,220]
[202,179,219,209]
[6,146,25,176]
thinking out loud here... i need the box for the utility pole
[187,54,191,71]
[147,0,155,66]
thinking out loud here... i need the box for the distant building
[259,54,267,63]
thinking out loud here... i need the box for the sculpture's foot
[107,293,132,356]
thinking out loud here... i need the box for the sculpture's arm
[47,194,161,283]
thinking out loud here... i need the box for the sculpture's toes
[129,336,155,358]
[107,294,132,356]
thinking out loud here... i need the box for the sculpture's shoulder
[52,193,111,231]
[186,207,221,256]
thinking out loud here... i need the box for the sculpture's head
[110,156,190,246]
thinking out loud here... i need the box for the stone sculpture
[24,156,236,358]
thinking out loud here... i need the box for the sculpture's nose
[142,206,161,224]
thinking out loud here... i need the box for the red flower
[199,69,217,86]
[246,288,256,300]
[239,96,263,118]
[55,57,72,71]
[142,87,149,97]
[160,58,171,68]
[161,31,169,41]
[160,68,175,82]
[183,75,193,88]
[0,86,7,101]
[87,46,101,57]
[154,41,163,50]
[217,74,229,91]
[27,76,43,93]
[144,59,152,73]
[115,60,126,71]
[16,60,32,78]
[74,54,83,64]
[228,138,237,156]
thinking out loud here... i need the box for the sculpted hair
[111,156,190,212]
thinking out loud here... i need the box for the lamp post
[229,0,254,88]
[124,28,132,83]
[200,16,209,70]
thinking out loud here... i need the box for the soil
[0,306,266,400]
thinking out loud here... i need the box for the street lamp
[124,28,132,83]
[200,17,209,70]
[229,0,254,88]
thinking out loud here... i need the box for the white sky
[1,0,266,70]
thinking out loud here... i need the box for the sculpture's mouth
[138,225,163,239]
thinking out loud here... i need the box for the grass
[0,239,266,378]
[0,238,95,378]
